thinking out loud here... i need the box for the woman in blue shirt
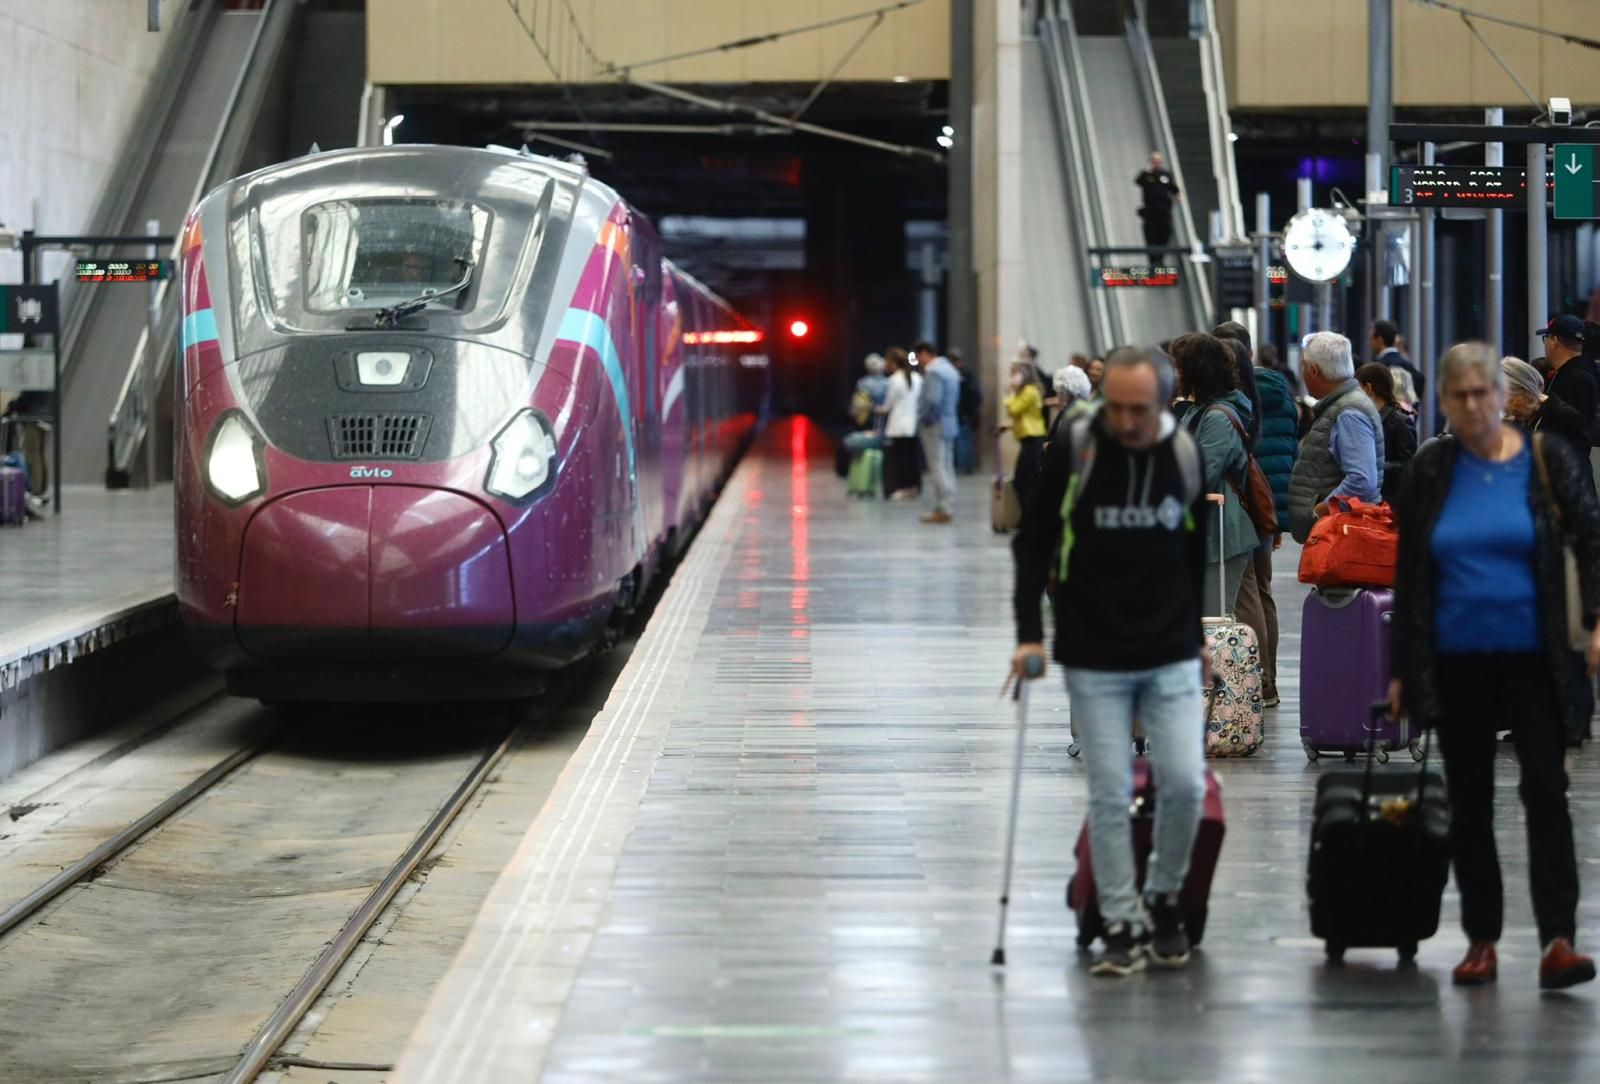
[1391,342,1600,992]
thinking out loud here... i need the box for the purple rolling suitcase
[0,466,26,526]
[1298,587,1418,762]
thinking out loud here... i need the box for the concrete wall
[0,0,187,283]
[1219,0,1599,109]
[369,0,949,84]
[970,0,1021,430]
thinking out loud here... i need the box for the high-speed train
[175,145,764,700]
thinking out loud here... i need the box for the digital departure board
[1390,165,1550,207]
[1099,266,1179,288]
[76,260,172,283]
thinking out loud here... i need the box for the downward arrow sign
[1567,153,1584,175]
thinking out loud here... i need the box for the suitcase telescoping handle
[1208,493,1227,619]
[1361,701,1433,814]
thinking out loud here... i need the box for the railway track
[0,700,531,1083]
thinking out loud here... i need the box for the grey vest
[1288,379,1385,542]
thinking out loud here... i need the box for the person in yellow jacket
[1004,359,1049,507]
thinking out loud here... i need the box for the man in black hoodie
[1011,346,1211,977]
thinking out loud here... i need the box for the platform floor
[0,485,175,670]
[397,419,1600,1084]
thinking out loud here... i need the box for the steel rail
[0,744,262,939]
[220,729,519,1084]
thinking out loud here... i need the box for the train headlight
[205,411,266,505]
[486,409,556,502]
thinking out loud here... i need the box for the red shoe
[1452,941,1497,986]
[1540,939,1597,991]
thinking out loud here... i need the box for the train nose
[235,487,515,661]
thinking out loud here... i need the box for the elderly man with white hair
[1287,331,1385,541]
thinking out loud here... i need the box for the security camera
[1550,97,1573,126]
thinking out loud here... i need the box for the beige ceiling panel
[888,0,951,80]
[1396,2,1470,105]
[816,0,895,82]
[368,0,442,83]
[437,0,520,83]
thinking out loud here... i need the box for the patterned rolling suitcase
[1202,500,1264,757]
[847,447,883,498]
[0,465,27,526]
[1066,758,1226,949]
[1299,587,1415,762]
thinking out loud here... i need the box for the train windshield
[301,198,489,314]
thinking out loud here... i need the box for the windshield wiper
[374,256,474,328]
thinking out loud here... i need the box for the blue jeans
[1066,659,1207,929]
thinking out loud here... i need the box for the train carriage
[175,145,761,700]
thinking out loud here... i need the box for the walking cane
[991,653,1045,966]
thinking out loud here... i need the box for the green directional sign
[1555,144,1599,219]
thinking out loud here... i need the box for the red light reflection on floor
[789,420,810,623]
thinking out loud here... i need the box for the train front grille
[328,413,432,460]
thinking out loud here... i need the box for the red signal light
[788,319,810,339]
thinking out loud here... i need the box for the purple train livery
[174,146,764,700]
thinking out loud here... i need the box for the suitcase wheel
[1325,942,1346,966]
[1373,747,1390,765]
[1302,739,1320,763]
[1409,741,1425,763]
[1398,942,1418,967]
[1067,742,1081,759]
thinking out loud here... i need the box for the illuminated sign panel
[1099,266,1179,288]
[682,329,764,345]
[1391,165,1552,208]
[76,260,173,283]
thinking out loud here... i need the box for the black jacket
[1378,404,1417,503]
[1532,394,1591,461]
[1013,415,1209,670]
[1546,358,1598,449]
[1392,432,1600,740]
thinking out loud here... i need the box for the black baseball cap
[1537,314,1586,342]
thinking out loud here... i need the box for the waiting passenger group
[946,316,1600,989]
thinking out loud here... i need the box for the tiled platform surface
[397,419,1600,1084]
[0,485,175,688]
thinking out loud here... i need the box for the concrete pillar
[972,0,1024,439]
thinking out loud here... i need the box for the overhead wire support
[790,13,886,122]
[1456,12,1542,112]
[499,0,943,162]
[628,78,945,162]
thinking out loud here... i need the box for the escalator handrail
[1124,1,1214,329]
[1038,5,1114,355]
[107,0,296,479]
[1197,0,1246,241]
[58,1,219,373]
[1050,0,1124,348]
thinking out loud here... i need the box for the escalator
[1031,0,1234,347]
[1019,40,1099,363]
[60,0,364,488]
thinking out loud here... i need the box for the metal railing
[1039,0,1116,353]
[1195,0,1246,241]
[1126,0,1213,327]
[106,0,297,483]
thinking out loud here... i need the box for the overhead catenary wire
[601,0,929,76]
[499,0,945,163]
[1410,0,1600,52]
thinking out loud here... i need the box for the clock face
[1283,209,1355,283]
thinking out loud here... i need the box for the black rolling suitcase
[1307,704,1450,965]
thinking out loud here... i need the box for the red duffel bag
[1298,497,1398,588]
